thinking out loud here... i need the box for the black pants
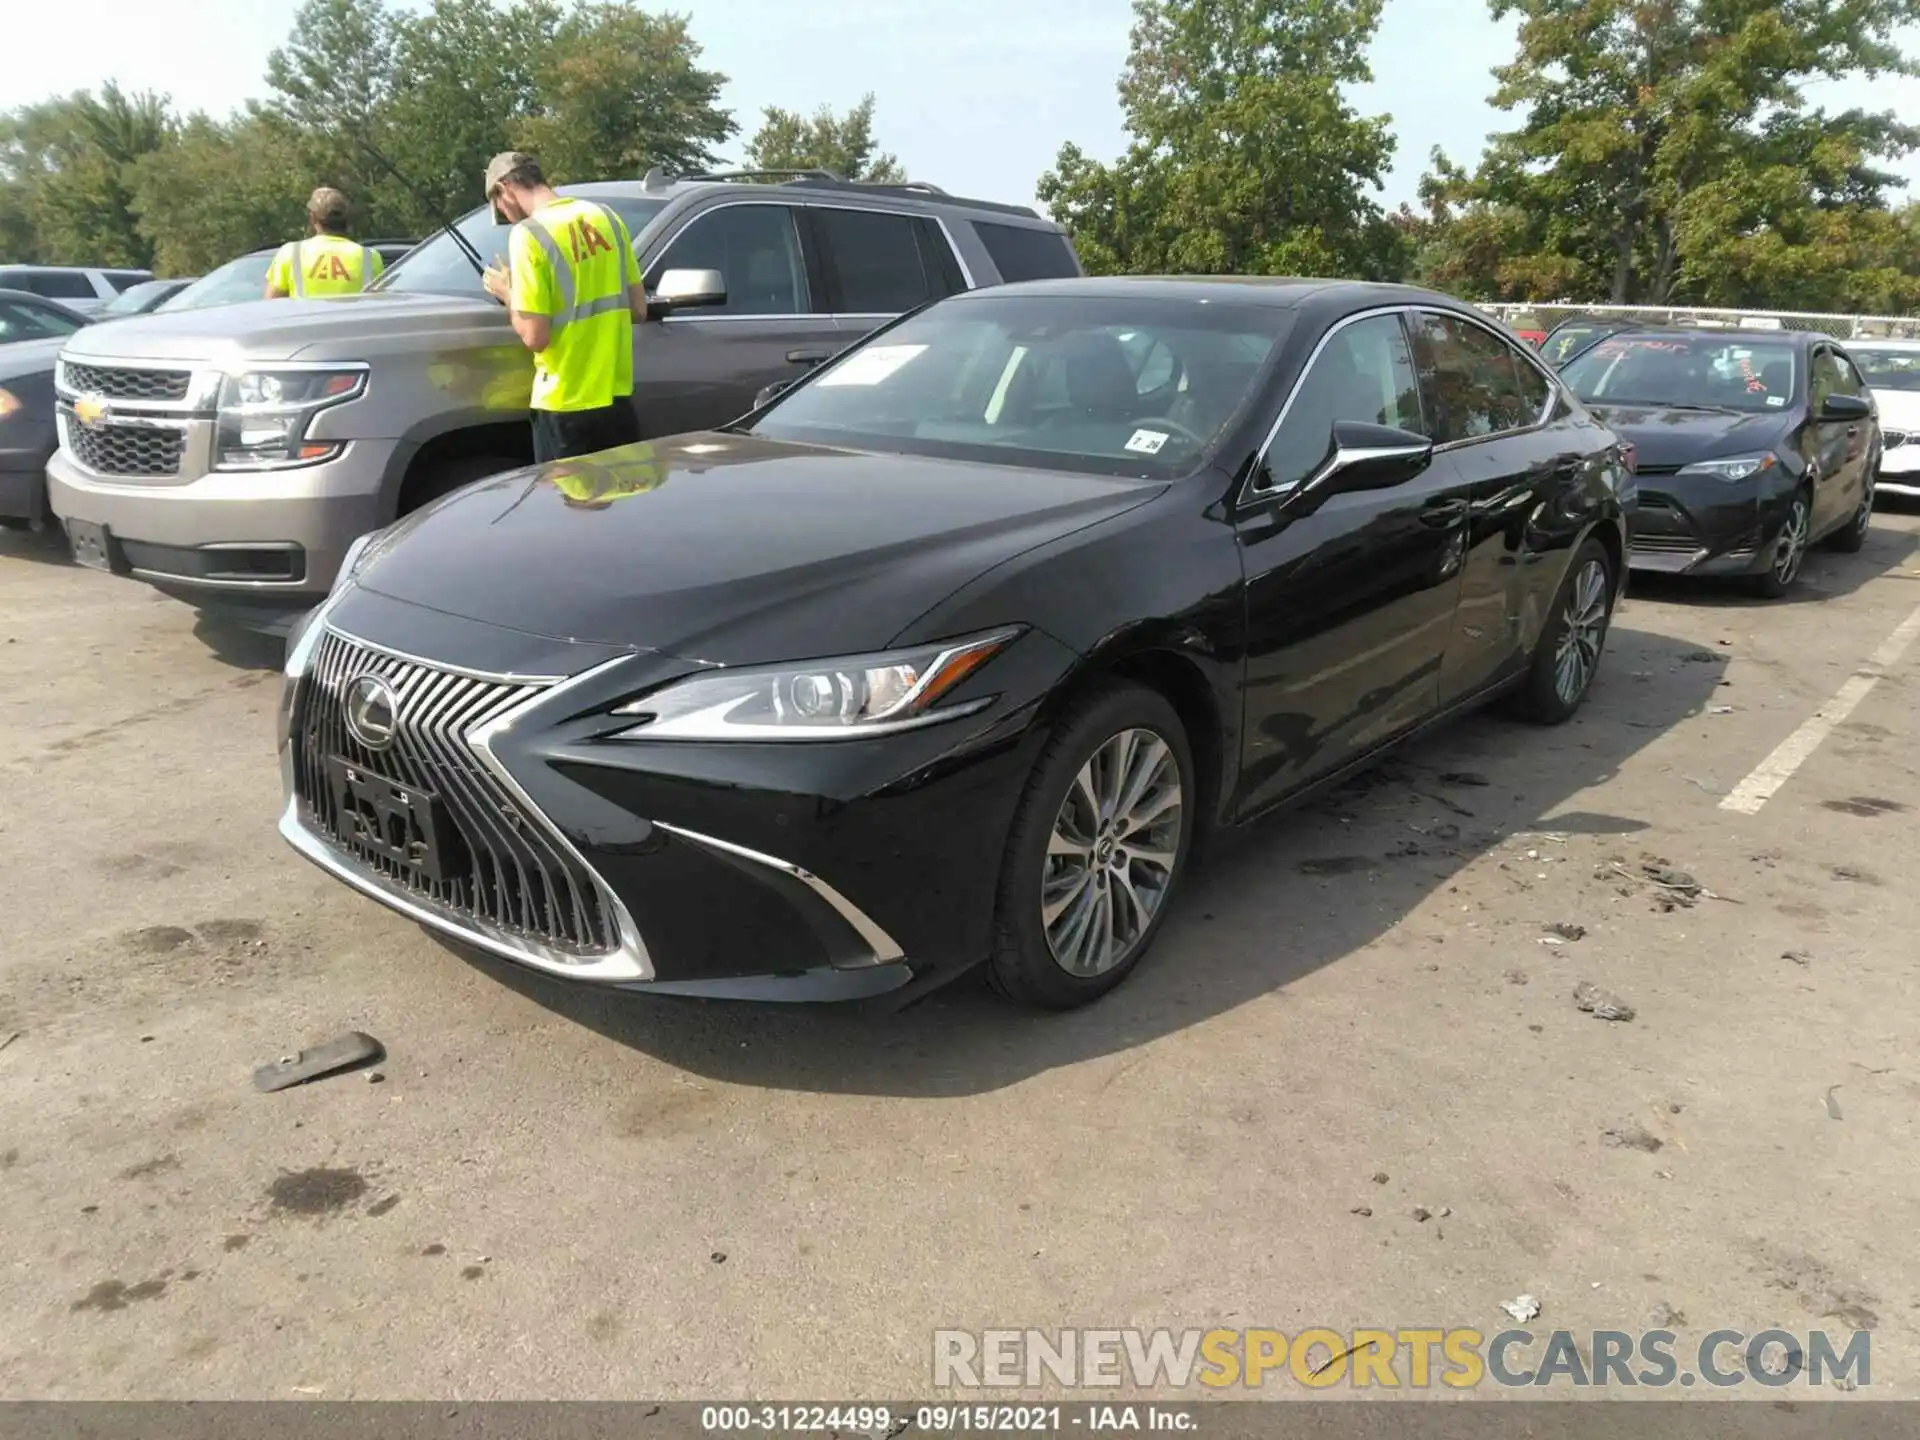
[531,401,641,463]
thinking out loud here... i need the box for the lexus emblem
[344,674,399,751]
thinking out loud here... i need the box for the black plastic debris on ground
[254,1032,386,1093]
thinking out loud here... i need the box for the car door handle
[1419,498,1468,527]
[786,349,831,365]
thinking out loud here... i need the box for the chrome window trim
[280,645,653,984]
[652,822,906,968]
[1248,304,1416,500]
[1249,302,1570,504]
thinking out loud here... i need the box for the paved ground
[1,510,1919,1402]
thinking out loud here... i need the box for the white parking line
[1720,598,1920,815]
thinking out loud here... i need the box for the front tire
[1747,489,1812,597]
[1510,538,1615,725]
[987,682,1194,1010]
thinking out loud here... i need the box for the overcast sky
[8,0,1920,213]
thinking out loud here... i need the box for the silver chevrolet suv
[47,170,1081,626]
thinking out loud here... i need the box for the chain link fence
[1476,301,1920,342]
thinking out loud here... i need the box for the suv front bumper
[47,440,398,611]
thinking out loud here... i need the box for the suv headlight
[1677,452,1777,483]
[609,629,1022,741]
[215,366,367,471]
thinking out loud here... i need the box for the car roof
[939,276,1474,309]
[568,174,1061,227]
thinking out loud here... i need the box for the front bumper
[277,589,1063,1001]
[47,439,397,609]
[1625,469,1794,576]
[1878,446,1920,497]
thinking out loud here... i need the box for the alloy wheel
[1042,727,1184,977]
[1773,497,1811,586]
[1553,558,1611,707]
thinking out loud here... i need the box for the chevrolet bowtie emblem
[72,394,109,427]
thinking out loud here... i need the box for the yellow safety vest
[272,235,383,298]
[507,198,639,412]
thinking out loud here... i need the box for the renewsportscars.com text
[932,1327,1870,1390]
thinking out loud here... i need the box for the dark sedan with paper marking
[1559,328,1878,597]
[280,278,1630,1008]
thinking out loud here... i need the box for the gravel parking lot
[2,512,1919,1400]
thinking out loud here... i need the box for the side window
[974,222,1081,282]
[106,272,147,293]
[913,218,967,298]
[1413,312,1537,444]
[813,207,936,314]
[1811,350,1836,409]
[1829,350,1866,398]
[1263,312,1422,493]
[651,204,806,316]
[18,271,97,300]
[1512,349,1553,419]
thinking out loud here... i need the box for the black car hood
[356,433,1164,664]
[1586,404,1793,471]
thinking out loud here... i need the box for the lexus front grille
[62,362,192,402]
[291,631,616,957]
[66,421,184,477]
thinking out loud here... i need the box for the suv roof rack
[637,164,1040,220]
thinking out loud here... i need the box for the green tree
[742,94,906,182]
[264,0,403,231]
[515,5,733,181]
[0,86,173,266]
[1429,0,1920,306]
[1038,0,1405,280]
[130,110,312,273]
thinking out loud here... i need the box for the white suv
[0,266,154,315]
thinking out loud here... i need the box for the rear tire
[1509,538,1615,725]
[1825,475,1874,554]
[986,682,1195,1010]
[1746,488,1813,598]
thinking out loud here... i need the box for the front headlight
[215,366,366,471]
[1677,452,1777,483]
[610,628,1023,741]
[0,387,20,422]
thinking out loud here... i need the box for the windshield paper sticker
[1126,429,1170,455]
[818,344,928,387]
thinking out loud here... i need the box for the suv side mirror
[1821,392,1873,423]
[1311,421,1435,496]
[752,377,797,410]
[647,267,726,320]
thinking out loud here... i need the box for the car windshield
[1560,333,1799,413]
[749,295,1289,477]
[158,253,273,312]
[96,279,173,317]
[374,195,668,298]
[1847,347,1920,393]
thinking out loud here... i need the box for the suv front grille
[66,421,185,477]
[292,631,616,957]
[62,362,192,402]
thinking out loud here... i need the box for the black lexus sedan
[279,279,1631,1009]
[1558,328,1878,596]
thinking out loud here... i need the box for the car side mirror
[752,377,797,410]
[1821,393,1873,422]
[646,267,726,320]
[1310,421,1436,496]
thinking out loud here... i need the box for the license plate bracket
[65,518,121,573]
[325,756,468,886]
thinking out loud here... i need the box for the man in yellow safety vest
[265,187,384,300]
[478,151,647,463]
